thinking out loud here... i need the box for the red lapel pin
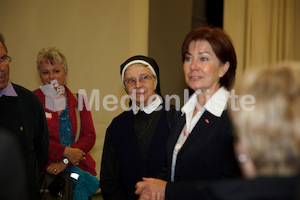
[205,119,209,124]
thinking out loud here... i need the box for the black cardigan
[100,107,173,200]
[0,83,49,200]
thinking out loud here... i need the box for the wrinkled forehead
[124,63,153,76]
[188,39,213,51]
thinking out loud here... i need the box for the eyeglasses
[0,55,12,64]
[123,74,155,87]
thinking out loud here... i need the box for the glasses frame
[123,74,155,87]
[0,55,12,64]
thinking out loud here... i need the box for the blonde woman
[34,47,99,199]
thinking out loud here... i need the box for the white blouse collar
[132,94,163,115]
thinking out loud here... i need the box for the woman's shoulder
[106,111,134,138]
[112,110,133,122]
[33,88,43,96]
[65,86,76,101]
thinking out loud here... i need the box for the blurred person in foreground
[196,62,300,200]
[100,55,175,200]
[0,33,49,200]
[135,27,240,200]
[0,128,28,200]
[34,47,99,199]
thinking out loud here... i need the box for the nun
[100,55,175,200]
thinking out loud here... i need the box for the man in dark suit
[0,33,49,200]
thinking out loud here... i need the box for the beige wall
[148,0,193,107]
[0,0,149,178]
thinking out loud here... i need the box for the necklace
[137,112,157,141]
[58,93,69,120]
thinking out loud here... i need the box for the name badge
[45,112,52,119]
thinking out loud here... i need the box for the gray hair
[0,33,8,52]
[231,62,300,176]
[36,47,68,73]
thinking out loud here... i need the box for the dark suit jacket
[198,176,300,200]
[164,109,240,200]
[0,83,49,200]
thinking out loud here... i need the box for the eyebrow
[198,51,211,55]
[125,73,151,79]
[186,51,211,56]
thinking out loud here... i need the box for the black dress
[100,105,175,200]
